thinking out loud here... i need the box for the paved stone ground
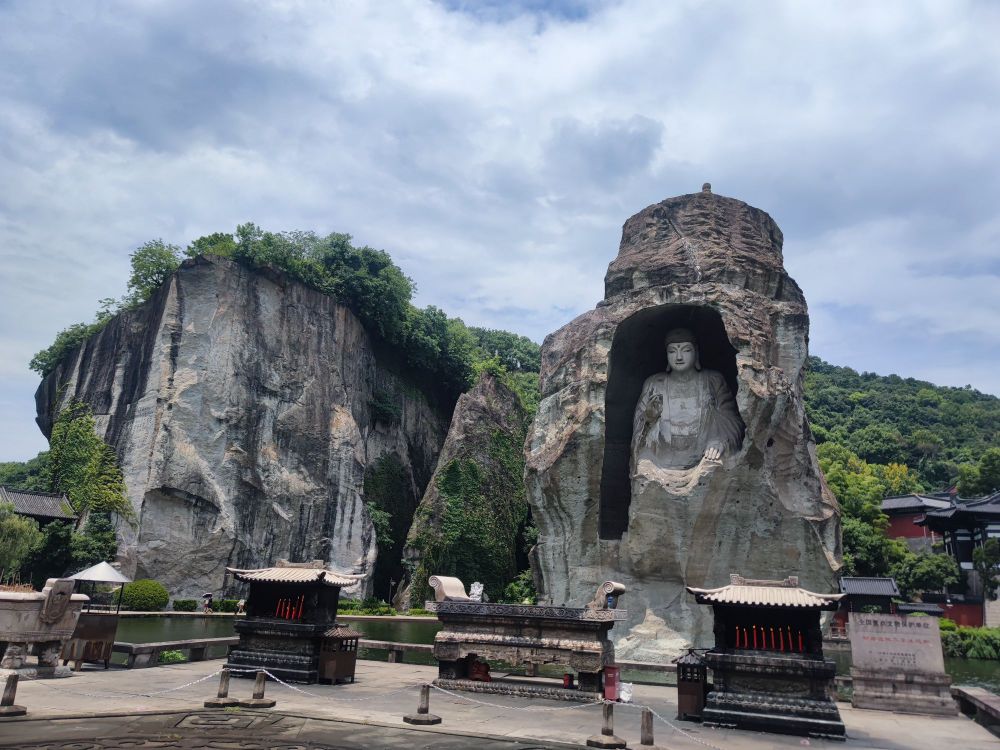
[0,659,996,749]
[0,709,575,749]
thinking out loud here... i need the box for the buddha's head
[664,328,700,373]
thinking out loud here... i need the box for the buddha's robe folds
[631,370,744,471]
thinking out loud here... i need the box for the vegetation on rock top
[30,227,543,414]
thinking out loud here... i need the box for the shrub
[939,624,1000,660]
[172,599,197,612]
[939,617,957,632]
[216,599,240,613]
[157,649,186,664]
[121,579,169,611]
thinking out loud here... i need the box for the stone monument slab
[849,613,955,715]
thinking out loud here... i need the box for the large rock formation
[525,187,841,659]
[402,371,530,607]
[35,256,447,598]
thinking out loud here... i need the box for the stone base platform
[851,667,957,716]
[434,677,603,703]
[703,690,846,740]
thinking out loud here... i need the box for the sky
[1,0,999,461]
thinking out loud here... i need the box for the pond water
[114,615,1000,692]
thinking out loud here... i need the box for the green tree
[70,513,119,568]
[29,320,109,376]
[186,231,237,259]
[891,552,961,600]
[21,520,74,587]
[0,502,43,578]
[847,424,907,465]
[469,328,541,372]
[46,402,132,520]
[973,539,1000,601]
[957,463,982,496]
[122,239,182,309]
[841,516,909,577]
[977,448,1000,494]
[0,452,50,491]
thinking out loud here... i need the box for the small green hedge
[172,599,197,611]
[339,598,396,616]
[157,649,186,664]
[216,599,240,613]
[121,579,169,611]
[941,624,1000,660]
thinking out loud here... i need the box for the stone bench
[113,637,239,668]
[359,639,434,663]
[952,685,1000,735]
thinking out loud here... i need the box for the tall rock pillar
[525,187,841,659]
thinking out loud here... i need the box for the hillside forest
[3,228,999,605]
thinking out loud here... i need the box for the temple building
[913,492,1000,627]
[880,492,951,551]
[916,492,1000,573]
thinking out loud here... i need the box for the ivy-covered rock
[403,371,531,606]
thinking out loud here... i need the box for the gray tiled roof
[881,494,952,513]
[839,577,901,597]
[0,486,76,520]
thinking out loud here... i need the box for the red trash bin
[603,665,620,701]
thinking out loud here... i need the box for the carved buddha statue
[631,328,744,471]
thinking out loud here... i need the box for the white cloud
[1,0,999,459]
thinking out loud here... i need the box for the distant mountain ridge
[805,356,1000,487]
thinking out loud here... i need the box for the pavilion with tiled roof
[0,486,76,523]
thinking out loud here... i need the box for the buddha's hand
[703,441,723,461]
[644,394,662,421]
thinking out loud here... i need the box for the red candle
[779,629,784,651]
[798,632,804,652]
[770,627,776,650]
[274,600,281,617]
[753,625,757,649]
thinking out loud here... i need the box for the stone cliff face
[35,256,447,598]
[525,188,841,658]
[401,371,529,607]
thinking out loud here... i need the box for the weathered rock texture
[402,371,529,607]
[35,256,447,598]
[525,189,841,658]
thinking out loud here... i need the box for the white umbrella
[68,561,132,584]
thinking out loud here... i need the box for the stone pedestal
[851,668,956,716]
[703,652,845,739]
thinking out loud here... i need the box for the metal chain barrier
[428,683,603,712]
[32,668,225,698]
[226,667,424,703]
[642,705,727,750]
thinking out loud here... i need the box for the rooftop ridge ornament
[729,573,799,588]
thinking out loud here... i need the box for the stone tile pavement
[0,659,996,749]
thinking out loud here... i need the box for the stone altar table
[427,576,626,701]
[0,578,89,679]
